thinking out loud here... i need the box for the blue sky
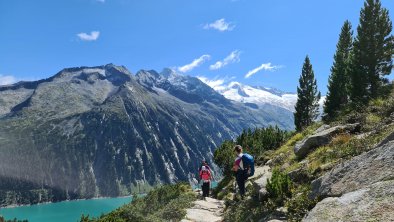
[0,0,393,94]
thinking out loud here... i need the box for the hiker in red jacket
[199,165,212,199]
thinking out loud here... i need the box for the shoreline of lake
[0,195,136,210]
[0,196,134,222]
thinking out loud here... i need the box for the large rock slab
[252,166,272,201]
[249,165,271,180]
[294,123,359,158]
[183,209,223,222]
[294,123,360,158]
[310,139,394,199]
[304,180,394,222]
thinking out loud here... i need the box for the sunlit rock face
[0,64,294,206]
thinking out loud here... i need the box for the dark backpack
[199,164,210,172]
[242,153,255,177]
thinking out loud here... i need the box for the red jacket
[200,169,211,181]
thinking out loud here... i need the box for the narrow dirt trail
[181,197,225,222]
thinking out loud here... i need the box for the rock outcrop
[252,166,272,201]
[304,180,394,222]
[294,123,359,158]
[310,139,394,199]
[250,165,271,180]
[304,131,394,221]
[287,168,310,183]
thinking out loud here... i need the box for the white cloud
[0,75,17,85]
[210,50,241,70]
[244,63,282,78]
[198,77,226,91]
[204,18,235,32]
[197,76,236,92]
[178,55,211,73]
[77,31,100,41]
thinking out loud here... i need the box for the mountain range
[0,64,294,206]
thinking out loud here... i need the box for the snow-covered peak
[198,77,297,112]
[160,68,179,80]
[225,83,297,111]
[228,81,241,89]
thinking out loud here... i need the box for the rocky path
[181,197,225,222]
[181,166,271,222]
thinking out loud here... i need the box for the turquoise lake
[0,196,132,222]
[0,183,218,222]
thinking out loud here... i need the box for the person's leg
[202,182,208,197]
[207,181,210,197]
[239,177,245,198]
[236,173,245,198]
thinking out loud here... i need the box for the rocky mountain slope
[211,90,394,222]
[0,64,294,207]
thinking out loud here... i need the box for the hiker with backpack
[232,145,255,199]
[199,165,212,199]
[198,159,211,172]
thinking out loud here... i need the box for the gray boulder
[252,166,272,201]
[314,124,331,134]
[287,168,309,183]
[250,165,271,180]
[294,123,360,159]
[310,139,394,199]
[304,180,394,222]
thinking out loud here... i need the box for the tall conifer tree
[294,56,321,131]
[324,21,353,120]
[350,0,394,102]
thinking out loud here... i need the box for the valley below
[0,64,293,208]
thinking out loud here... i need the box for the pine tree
[324,21,353,120]
[350,0,394,103]
[294,56,321,131]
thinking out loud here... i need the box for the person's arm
[232,157,240,171]
[207,167,212,179]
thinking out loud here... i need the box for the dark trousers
[236,171,247,197]
[202,181,210,197]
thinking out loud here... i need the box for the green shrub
[214,126,290,177]
[211,175,233,199]
[369,98,385,108]
[0,217,28,222]
[287,133,303,146]
[285,185,318,222]
[213,140,236,177]
[266,169,292,206]
[80,183,195,222]
[223,197,270,222]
